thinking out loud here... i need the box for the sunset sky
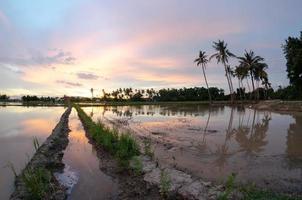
[0,0,301,97]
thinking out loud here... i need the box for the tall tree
[210,40,235,102]
[194,51,212,103]
[90,88,94,100]
[283,32,302,92]
[234,65,249,100]
[237,50,267,100]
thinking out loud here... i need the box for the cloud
[2,65,24,74]
[56,80,82,87]
[76,72,99,80]
[0,49,76,67]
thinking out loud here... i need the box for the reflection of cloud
[57,80,82,87]
[21,119,54,136]
[77,72,99,80]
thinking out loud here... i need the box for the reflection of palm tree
[90,107,94,117]
[286,114,302,168]
[235,110,270,155]
[213,107,235,170]
[198,108,211,152]
[214,143,232,170]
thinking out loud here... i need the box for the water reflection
[0,107,64,200]
[83,105,302,192]
[59,110,118,200]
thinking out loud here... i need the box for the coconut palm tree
[210,40,235,102]
[90,88,94,100]
[237,50,267,100]
[194,51,212,103]
[234,65,249,100]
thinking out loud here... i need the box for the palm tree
[237,50,267,100]
[234,65,249,100]
[210,40,235,102]
[194,51,212,103]
[90,88,94,100]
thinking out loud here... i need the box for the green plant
[116,133,140,168]
[33,137,40,151]
[130,156,143,175]
[143,138,154,158]
[22,167,52,200]
[240,184,299,200]
[159,170,171,198]
[74,104,141,170]
[218,173,236,200]
[5,161,17,177]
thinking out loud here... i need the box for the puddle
[59,109,118,200]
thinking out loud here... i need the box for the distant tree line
[21,95,62,103]
[0,94,9,101]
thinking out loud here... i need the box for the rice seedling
[33,137,40,151]
[5,161,18,177]
[74,104,140,169]
[22,167,52,200]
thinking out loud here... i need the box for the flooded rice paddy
[1,104,302,199]
[0,106,64,199]
[83,104,302,193]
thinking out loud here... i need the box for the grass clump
[217,173,300,200]
[143,138,154,158]
[116,133,140,167]
[240,185,301,200]
[159,170,171,199]
[22,167,52,200]
[130,156,143,175]
[218,173,236,200]
[74,104,140,169]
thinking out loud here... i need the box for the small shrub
[22,167,52,200]
[130,156,143,175]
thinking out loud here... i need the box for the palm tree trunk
[241,79,246,100]
[250,71,255,100]
[223,64,233,102]
[238,78,242,100]
[202,64,212,103]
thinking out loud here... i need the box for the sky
[0,0,301,97]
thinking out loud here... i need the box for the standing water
[56,109,118,200]
[83,104,302,193]
[0,106,64,199]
